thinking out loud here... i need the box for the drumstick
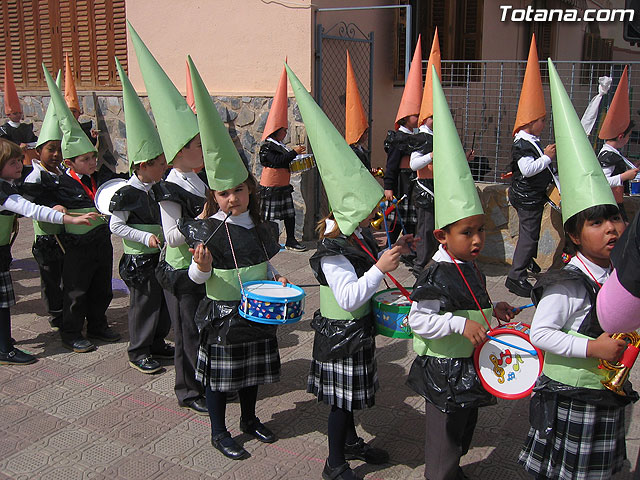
[512,303,534,313]
[203,211,232,245]
[54,234,66,254]
[485,334,538,356]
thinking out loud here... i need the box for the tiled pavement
[1,219,639,479]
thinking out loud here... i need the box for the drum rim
[473,323,544,400]
[241,280,305,302]
[238,308,303,325]
[94,178,128,215]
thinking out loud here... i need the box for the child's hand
[189,243,212,272]
[394,234,419,254]
[544,143,556,159]
[587,333,627,363]
[66,212,99,226]
[276,275,289,286]
[621,168,639,181]
[384,189,394,202]
[293,145,306,155]
[53,204,67,213]
[494,302,517,322]
[465,149,475,162]
[375,245,402,273]
[462,319,486,346]
[148,235,162,249]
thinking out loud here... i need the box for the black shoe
[129,357,162,374]
[211,431,249,460]
[505,277,533,298]
[528,259,541,274]
[180,397,208,416]
[87,326,121,343]
[150,343,175,359]
[239,417,276,443]
[344,437,389,464]
[0,348,37,365]
[322,460,362,480]
[285,240,307,252]
[61,337,96,353]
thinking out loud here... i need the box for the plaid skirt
[260,185,296,221]
[195,339,281,391]
[518,397,626,479]
[0,270,16,308]
[307,340,378,411]
[388,168,417,234]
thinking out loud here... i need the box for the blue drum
[239,281,306,324]
[372,288,413,339]
[630,179,640,196]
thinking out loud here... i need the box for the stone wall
[10,92,310,239]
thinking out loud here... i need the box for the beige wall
[126,0,313,96]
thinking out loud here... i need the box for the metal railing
[434,60,640,183]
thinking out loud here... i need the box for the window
[1,0,126,90]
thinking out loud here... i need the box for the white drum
[94,178,127,215]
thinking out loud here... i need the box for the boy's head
[0,138,24,174]
[36,140,62,171]
[398,114,419,130]
[7,111,23,123]
[433,213,485,262]
[563,204,625,265]
[172,134,203,171]
[270,127,287,143]
[133,153,167,183]
[65,151,97,176]
[522,115,546,137]
[605,120,635,145]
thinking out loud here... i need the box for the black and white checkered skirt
[388,168,416,234]
[0,270,16,308]
[307,340,378,411]
[260,185,296,221]
[518,396,626,479]
[195,339,281,391]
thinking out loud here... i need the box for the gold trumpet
[600,332,640,395]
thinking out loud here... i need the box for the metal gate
[315,22,374,153]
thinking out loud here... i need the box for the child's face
[174,134,203,171]
[138,154,167,183]
[435,214,485,262]
[529,116,546,137]
[7,111,23,123]
[213,182,250,216]
[0,156,23,181]
[569,214,626,267]
[39,141,62,171]
[67,152,97,176]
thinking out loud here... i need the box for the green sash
[0,214,15,246]
[33,219,64,237]
[413,307,494,358]
[122,224,164,255]
[205,262,268,301]
[319,285,370,320]
[165,243,192,270]
[64,207,106,235]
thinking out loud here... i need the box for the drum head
[243,281,305,301]
[373,289,412,308]
[473,326,543,400]
[94,178,127,215]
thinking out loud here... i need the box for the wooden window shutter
[459,0,483,61]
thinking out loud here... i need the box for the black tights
[206,385,259,437]
[284,217,296,243]
[0,308,11,353]
[327,406,359,468]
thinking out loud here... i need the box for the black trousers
[414,204,437,271]
[424,402,477,480]
[60,231,113,341]
[127,273,171,362]
[32,236,63,323]
[508,206,544,281]
[164,281,205,404]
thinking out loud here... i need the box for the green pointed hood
[547,59,616,224]
[187,56,247,191]
[432,66,484,229]
[43,65,96,159]
[285,64,383,236]
[116,57,164,170]
[127,21,198,164]
[36,70,63,148]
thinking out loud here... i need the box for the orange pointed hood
[261,63,288,141]
[64,54,80,112]
[418,28,441,125]
[185,60,196,114]
[3,61,21,115]
[513,35,546,136]
[345,50,368,145]
[395,35,423,129]
[599,66,630,140]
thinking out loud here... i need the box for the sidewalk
[0,219,638,479]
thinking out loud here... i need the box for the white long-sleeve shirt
[158,168,207,248]
[109,174,157,247]
[409,124,433,171]
[408,245,471,339]
[529,252,609,358]
[515,130,552,178]
[598,143,626,187]
[188,210,278,284]
[0,180,64,224]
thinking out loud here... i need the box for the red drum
[473,322,544,400]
